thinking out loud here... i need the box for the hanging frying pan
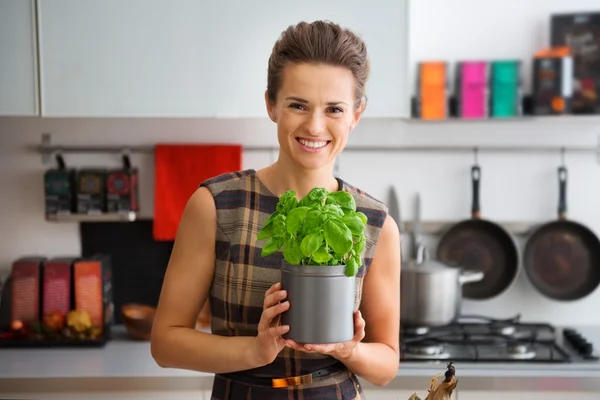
[436,163,520,300]
[522,166,600,301]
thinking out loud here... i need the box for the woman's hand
[284,310,366,362]
[253,282,290,366]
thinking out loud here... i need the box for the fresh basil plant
[258,187,368,277]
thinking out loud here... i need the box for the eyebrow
[285,96,348,106]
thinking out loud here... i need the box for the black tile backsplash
[79,220,173,323]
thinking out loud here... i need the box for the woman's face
[266,62,363,171]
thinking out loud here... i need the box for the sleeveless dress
[200,169,388,400]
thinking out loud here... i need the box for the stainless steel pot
[401,255,484,328]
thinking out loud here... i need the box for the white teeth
[298,139,327,149]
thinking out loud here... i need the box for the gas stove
[400,314,599,363]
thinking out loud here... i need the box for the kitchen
[1,0,600,399]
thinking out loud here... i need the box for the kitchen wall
[2,0,600,326]
[1,115,600,326]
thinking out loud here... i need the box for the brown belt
[219,362,347,388]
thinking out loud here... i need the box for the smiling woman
[150,20,401,400]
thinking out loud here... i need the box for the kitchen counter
[1,325,600,394]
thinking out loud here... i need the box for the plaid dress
[200,169,388,400]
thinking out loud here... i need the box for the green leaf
[283,237,303,265]
[324,203,344,219]
[323,218,353,255]
[257,211,278,240]
[355,211,368,225]
[345,256,359,277]
[308,188,328,201]
[276,190,298,214]
[312,245,332,263]
[354,235,366,255]
[257,222,274,240]
[304,209,325,234]
[261,236,284,256]
[286,206,310,234]
[326,191,356,212]
[342,214,365,235]
[272,214,286,236]
[300,232,323,257]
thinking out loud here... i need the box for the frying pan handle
[471,165,481,219]
[558,166,567,220]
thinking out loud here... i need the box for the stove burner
[406,341,451,359]
[491,324,516,336]
[507,343,536,360]
[405,326,429,336]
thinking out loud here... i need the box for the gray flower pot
[281,261,356,344]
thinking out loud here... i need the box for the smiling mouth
[296,137,331,149]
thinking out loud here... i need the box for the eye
[289,103,306,111]
[327,107,344,114]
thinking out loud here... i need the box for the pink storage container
[459,62,488,118]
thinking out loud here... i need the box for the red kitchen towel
[153,144,242,241]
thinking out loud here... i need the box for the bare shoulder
[181,185,217,226]
[377,214,401,257]
[152,186,218,332]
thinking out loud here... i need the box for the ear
[265,91,277,123]
[349,100,365,131]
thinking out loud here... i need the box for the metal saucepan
[401,248,484,327]
[523,165,600,301]
[400,193,484,328]
[436,163,520,300]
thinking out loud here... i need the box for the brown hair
[266,20,369,110]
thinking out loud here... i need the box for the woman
[150,20,401,400]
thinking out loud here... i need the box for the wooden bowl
[121,303,156,341]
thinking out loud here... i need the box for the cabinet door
[37,0,408,118]
[0,0,39,116]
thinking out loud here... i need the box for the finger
[263,282,282,301]
[306,343,335,354]
[265,282,282,296]
[263,289,287,309]
[259,301,290,329]
[353,311,366,341]
[285,340,313,352]
[265,324,289,337]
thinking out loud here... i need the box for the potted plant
[258,187,368,344]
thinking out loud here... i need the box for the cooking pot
[401,251,484,328]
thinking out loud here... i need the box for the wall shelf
[403,115,600,125]
[46,212,137,223]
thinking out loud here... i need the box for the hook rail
[34,133,600,164]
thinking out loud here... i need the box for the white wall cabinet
[36,0,408,118]
[0,0,39,116]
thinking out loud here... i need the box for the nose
[304,111,325,136]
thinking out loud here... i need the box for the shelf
[403,115,600,124]
[45,212,137,223]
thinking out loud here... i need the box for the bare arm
[150,187,266,373]
[342,214,401,385]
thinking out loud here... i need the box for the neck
[260,156,340,199]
